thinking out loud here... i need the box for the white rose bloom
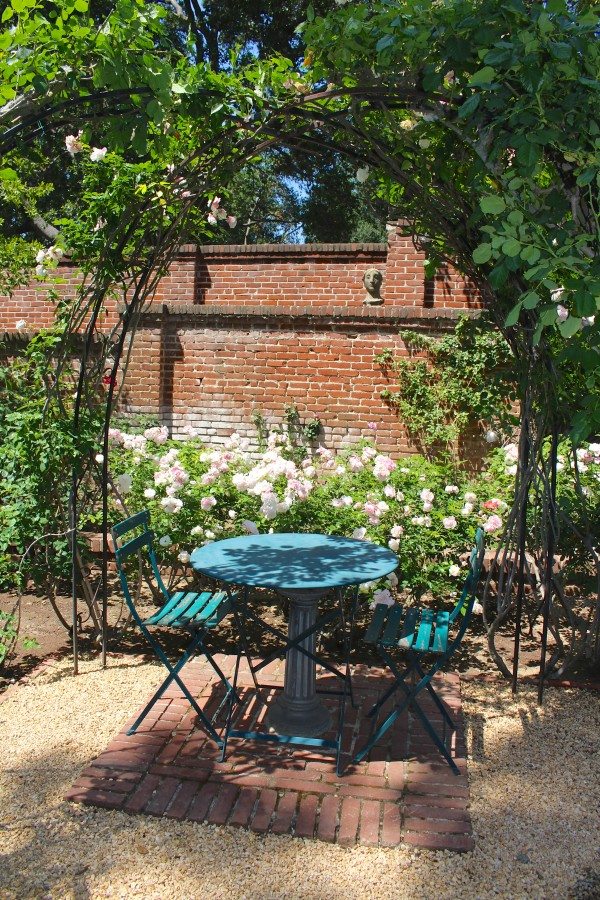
[387,571,399,588]
[90,146,108,162]
[177,551,190,565]
[445,485,459,494]
[388,538,400,552]
[115,473,133,494]
[422,501,433,512]
[464,492,477,503]
[352,527,368,540]
[158,534,172,547]
[242,520,259,535]
[95,453,104,464]
[449,564,461,577]
[419,488,434,503]
[356,165,370,183]
[461,503,474,516]
[228,509,237,519]
[161,496,183,514]
[143,488,156,499]
[371,588,394,607]
[390,524,404,538]
[191,525,204,535]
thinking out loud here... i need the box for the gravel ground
[0,656,599,900]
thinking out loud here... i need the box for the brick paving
[66,655,473,851]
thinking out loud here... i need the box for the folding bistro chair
[111,511,239,746]
[355,528,485,773]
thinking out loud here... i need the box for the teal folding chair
[112,511,239,746]
[355,528,485,773]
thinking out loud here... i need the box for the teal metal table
[190,533,398,740]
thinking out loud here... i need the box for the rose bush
[107,423,600,610]
[106,424,599,605]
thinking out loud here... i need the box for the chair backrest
[449,527,486,625]
[111,511,169,616]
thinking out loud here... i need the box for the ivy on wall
[375,315,519,459]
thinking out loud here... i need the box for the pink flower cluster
[207,196,236,229]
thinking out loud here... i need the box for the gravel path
[0,656,599,900]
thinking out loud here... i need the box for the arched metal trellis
[1,79,596,701]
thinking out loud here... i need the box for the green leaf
[522,291,540,310]
[507,210,523,225]
[473,243,493,264]
[306,3,314,22]
[574,292,596,317]
[520,245,540,264]
[1,5,13,21]
[376,34,395,52]
[468,66,496,86]
[501,238,522,257]
[558,316,581,338]
[480,195,506,214]
[504,302,522,327]
[576,168,596,186]
[73,0,88,10]
[171,83,187,94]
[458,94,480,119]
[540,305,559,325]
[0,168,19,181]
[483,47,512,66]
[532,322,544,346]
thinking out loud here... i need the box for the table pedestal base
[265,587,332,737]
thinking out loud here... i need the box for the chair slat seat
[432,610,450,653]
[355,529,486,775]
[364,603,389,643]
[413,608,434,652]
[111,510,242,746]
[381,604,403,645]
[398,606,419,650]
[367,604,450,655]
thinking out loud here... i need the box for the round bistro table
[190,533,398,738]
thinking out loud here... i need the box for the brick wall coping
[131,302,479,325]
[177,242,388,257]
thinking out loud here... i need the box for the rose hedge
[107,426,599,603]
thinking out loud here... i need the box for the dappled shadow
[190,534,398,590]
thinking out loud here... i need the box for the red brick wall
[1,230,482,455]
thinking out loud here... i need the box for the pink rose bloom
[368,422,378,430]
[384,484,396,498]
[348,456,364,472]
[443,516,458,530]
[483,498,501,511]
[144,426,169,444]
[201,496,217,511]
[483,514,503,533]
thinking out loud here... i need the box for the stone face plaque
[363,267,384,304]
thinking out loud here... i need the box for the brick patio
[66,655,473,851]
